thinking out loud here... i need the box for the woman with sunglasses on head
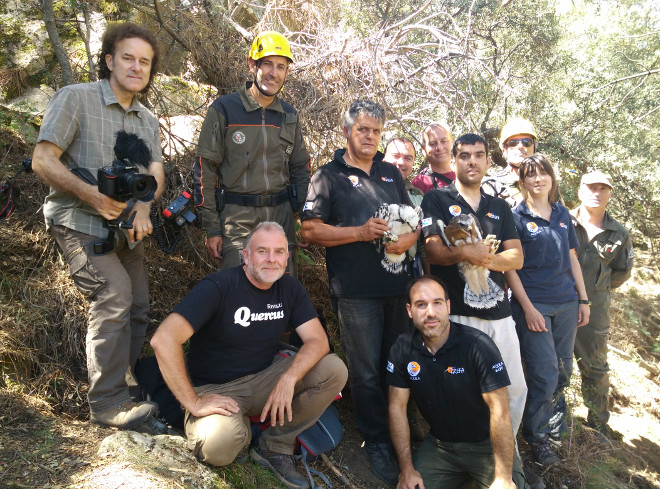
[504,154,590,466]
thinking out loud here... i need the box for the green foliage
[0,16,30,69]
[217,460,287,489]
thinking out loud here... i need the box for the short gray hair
[245,221,286,253]
[343,99,386,135]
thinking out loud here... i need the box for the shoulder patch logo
[387,361,394,373]
[232,131,246,144]
[407,361,421,377]
[449,205,462,217]
[303,201,313,211]
[348,175,361,188]
[421,217,432,227]
[492,362,504,372]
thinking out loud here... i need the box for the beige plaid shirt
[38,78,162,238]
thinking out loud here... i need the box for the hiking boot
[586,419,623,444]
[251,446,309,489]
[523,465,547,489]
[529,438,560,466]
[90,400,158,429]
[365,441,400,485]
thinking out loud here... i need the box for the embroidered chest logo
[559,222,567,229]
[407,361,421,379]
[348,175,361,188]
[449,205,462,217]
[232,131,246,144]
[381,177,394,183]
[234,306,284,327]
[526,222,540,235]
[596,241,621,255]
[445,366,465,375]
[487,212,500,220]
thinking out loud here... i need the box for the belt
[224,188,289,207]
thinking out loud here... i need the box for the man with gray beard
[151,222,347,489]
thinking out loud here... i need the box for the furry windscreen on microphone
[113,130,152,169]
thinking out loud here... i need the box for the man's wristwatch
[578,299,591,305]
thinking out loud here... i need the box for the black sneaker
[530,438,560,466]
[250,446,310,489]
[365,441,400,485]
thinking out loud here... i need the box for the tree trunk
[40,0,75,86]
[75,2,97,81]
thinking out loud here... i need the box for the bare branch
[587,69,660,93]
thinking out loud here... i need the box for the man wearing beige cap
[570,170,633,442]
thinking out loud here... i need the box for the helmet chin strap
[253,75,277,97]
[253,75,287,96]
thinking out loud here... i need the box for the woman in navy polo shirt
[505,154,590,466]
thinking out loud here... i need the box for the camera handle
[93,211,136,255]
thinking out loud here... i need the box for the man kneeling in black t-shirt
[151,222,347,489]
[387,276,527,489]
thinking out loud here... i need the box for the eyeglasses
[504,138,534,148]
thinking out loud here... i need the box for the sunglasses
[505,138,534,148]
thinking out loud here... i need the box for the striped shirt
[38,78,162,238]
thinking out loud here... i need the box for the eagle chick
[373,203,422,274]
[437,213,504,309]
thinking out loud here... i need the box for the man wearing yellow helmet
[194,31,310,275]
[482,117,538,207]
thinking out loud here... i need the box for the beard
[246,260,285,286]
[417,316,450,339]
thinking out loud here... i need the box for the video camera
[97,162,156,203]
[71,130,157,254]
[97,130,157,203]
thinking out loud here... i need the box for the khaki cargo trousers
[184,352,347,466]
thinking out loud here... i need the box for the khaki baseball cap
[580,170,612,188]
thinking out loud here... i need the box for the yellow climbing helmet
[249,31,293,63]
[499,117,538,147]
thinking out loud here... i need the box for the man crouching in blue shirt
[151,222,347,489]
[387,276,528,489]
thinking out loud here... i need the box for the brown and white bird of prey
[437,213,504,309]
[373,203,423,274]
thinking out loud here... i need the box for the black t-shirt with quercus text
[174,266,318,386]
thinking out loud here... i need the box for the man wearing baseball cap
[570,170,633,441]
[482,117,538,207]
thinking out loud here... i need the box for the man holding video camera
[31,23,165,429]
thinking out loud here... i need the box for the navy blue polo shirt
[512,201,579,303]
[387,323,510,443]
[301,149,413,297]
[421,184,519,319]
